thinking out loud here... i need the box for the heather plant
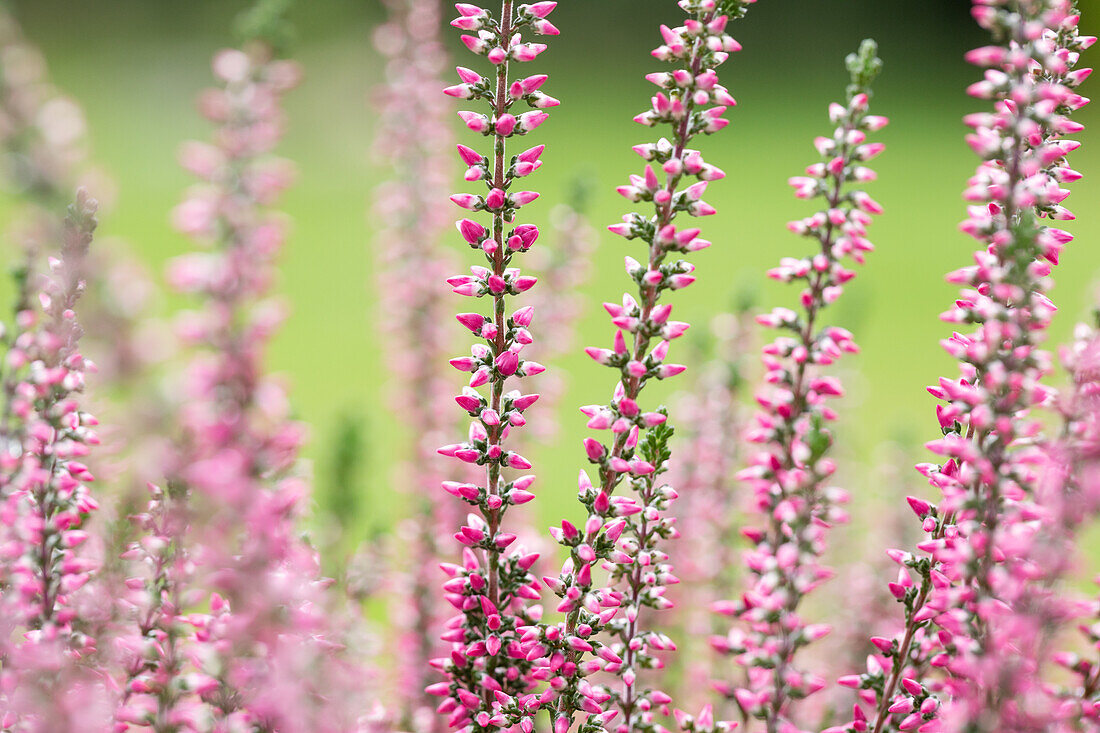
[1050,318,1100,723]
[0,2,1098,733]
[828,3,1091,733]
[0,10,169,645]
[0,3,164,481]
[810,447,921,731]
[116,3,365,729]
[0,190,107,729]
[371,0,460,728]
[708,39,887,733]
[430,2,557,731]
[528,4,751,733]
[0,10,163,728]
[929,6,1092,728]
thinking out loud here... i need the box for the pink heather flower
[800,446,931,730]
[113,481,194,730]
[136,33,365,731]
[0,191,111,727]
[666,310,754,714]
[533,4,757,733]
[433,2,557,730]
[0,3,167,520]
[980,318,1100,730]
[715,40,886,732]
[833,5,1091,733]
[929,3,1089,729]
[1048,320,1100,723]
[371,0,467,729]
[0,13,171,724]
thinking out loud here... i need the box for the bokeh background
[7,0,1100,557]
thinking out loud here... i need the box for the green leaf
[235,0,296,55]
[845,38,884,100]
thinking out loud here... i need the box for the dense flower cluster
[710,39,886,733]
[524,4,754,733]
[669,310,753,715]
[0,3,1097,733]
[831,3,1091,732]
[815,458,920,731]
[0,190,104,729]
[116,35,362,730]
[1061,572,1100,724]
[113,480,194,731]
[1050,320,1100,722]
[372,0,460,729]
[0,3,163,480]
[0,10,169,729]
[430,3,558,731]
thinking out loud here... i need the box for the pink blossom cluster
[0,3,167,516]
[708,39,886,733]
[0,2,1097,733]
[0,190,107,728]
[528,4,753,733]
[815,476,919,732]
[668,310,753,715]
[1061,572,1100,723]
[0,10,169,729]
[113,480,193,731]
[430,3,558,732]
[372,0,462,728]
[830,3,1091,732]
[114,41,362,731]
[1050,320,1100,722]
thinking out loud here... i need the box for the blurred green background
[9,0,1100,552]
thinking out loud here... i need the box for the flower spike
[435,2,557,731]
[712,39,886,732]
[534,3,758,733]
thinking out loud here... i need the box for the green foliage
[165,479,189,502]
[806,412,832,464]
[565,173,597,215]
[235,0,295,55]
[846,38,884,100]
[716,0,756,20]
[8,258,30,314]
[324,412,365,529]
[638,407,674,468]
[732,282,759,316]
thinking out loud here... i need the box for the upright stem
[485,0,513,616]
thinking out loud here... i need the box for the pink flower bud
[495,350,519,376]
[457,218,486,244]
